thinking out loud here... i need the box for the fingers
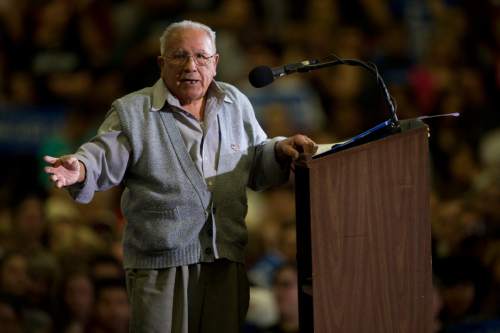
[295,135,317,155]
[44,155,79,171]
[44,166,55,174]
[49,174,63,188]
[44,160,63,175]
[44,156,60,176]
[44,155,58,164]
[278,134,318,161]
[281,142,300,160]
[47,171,71,188]
[290,134,317,156]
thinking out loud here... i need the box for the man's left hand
[275,134,318,164]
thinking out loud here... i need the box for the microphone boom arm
[297,57,399,128]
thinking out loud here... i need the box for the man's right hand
[44,155,86,188]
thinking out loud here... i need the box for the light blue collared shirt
[99,79,232,191]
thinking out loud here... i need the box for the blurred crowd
[0,0,498,332]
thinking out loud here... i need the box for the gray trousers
[125,259,249,333]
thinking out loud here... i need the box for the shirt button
[205,248,212,255]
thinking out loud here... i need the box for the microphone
[248,59,318,88]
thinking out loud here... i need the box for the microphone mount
[279,59,320,77]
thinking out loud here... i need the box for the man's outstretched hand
[275,134,318,164]
[44,155,85,188]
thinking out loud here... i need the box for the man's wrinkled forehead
[165,28,215,54]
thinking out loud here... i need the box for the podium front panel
[295,128,433,333]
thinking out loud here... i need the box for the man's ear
[157,56,164,70]
[212,54,220,76]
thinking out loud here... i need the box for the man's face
[158,28,218,105]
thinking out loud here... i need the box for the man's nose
[182,56,197,71]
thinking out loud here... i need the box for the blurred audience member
[9,191,47,253]
[259,263,299,333]
[0,293,23,333]
[248,221,296,288]
[0,252,29,298]
[85,278,129,333]
[89,254,124,281]
[57,271,95,333]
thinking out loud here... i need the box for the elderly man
[44,20,316,333]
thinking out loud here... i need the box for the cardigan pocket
[130,207,195,252]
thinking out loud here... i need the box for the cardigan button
[204,248,213,255]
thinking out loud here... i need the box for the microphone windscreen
[248,66,274,88]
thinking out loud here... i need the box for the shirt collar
[150,79,233,112]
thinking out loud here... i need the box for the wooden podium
[294,125,433,333]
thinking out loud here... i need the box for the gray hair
[159,20,216,56]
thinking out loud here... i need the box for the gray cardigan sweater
[69,80,289,269]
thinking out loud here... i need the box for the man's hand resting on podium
[275,134,318,165]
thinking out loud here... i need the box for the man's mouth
[179,79,200,85]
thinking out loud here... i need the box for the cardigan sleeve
[67,108,131,203]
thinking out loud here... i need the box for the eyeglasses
[165,52,217,67]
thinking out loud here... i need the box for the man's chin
[177,91,204,105]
